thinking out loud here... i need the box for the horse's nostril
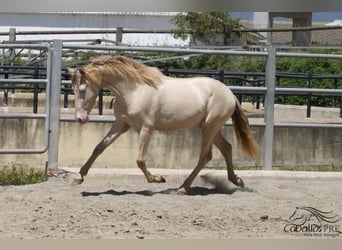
[77,118,83,123]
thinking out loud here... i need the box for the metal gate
[0,40,62,171]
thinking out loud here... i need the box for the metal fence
[61,43,342,168]
[160,69,342,116]
[3,65,341,117]
[0,41,62,170]
[1,40,342,170]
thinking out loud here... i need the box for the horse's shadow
[81,186,255,197]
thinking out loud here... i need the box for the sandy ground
[0,169,341,239]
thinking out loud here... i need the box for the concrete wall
[0,119,341,169]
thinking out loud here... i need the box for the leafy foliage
[276,53,342,106]
[0,164,46,186]
[171,12,240,44]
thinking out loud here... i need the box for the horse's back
[151,77,236,130]
[162,76,234,101]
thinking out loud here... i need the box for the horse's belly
[154,116,204,131]
[154,107,205,131]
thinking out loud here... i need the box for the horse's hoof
[150,175,166,183]
[159,175,166,183]
[176,187,188,195]
[72,174,84,185]
[237,178,245,189]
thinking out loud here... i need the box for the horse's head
[68,67,99,124]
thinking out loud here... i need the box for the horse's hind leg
[136,126,166,183]
[177,125,217,195]
[213,131,244,188]
[177,145,213,195]
[73,120,129,184]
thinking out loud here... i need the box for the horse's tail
[231,97,260,159]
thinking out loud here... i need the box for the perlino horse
[68,55,259,195]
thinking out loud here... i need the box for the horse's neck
[102,77,138,97]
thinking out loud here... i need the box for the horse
[68,55,260,195]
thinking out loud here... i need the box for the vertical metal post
[164,66,169,76]
[116,27,123,45]
[306,72,312,118]
[340,95,342,118]
[4,28,16,107]
[98,89,103,115]
[263,46,276,170]
[9,28,16,63]
[219,69,224,82]
[33,64,39,114]
[4,72,9,106]
[47,40,62,172]
[256,77,261,109]
[63,89,68,108]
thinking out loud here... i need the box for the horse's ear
[79,67,86,75]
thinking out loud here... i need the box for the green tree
[171,12,240,45]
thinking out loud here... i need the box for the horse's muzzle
[76,112,89,124]
[76,117,89,124]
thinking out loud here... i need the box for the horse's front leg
[136,126,166,183]
[73,120,130,184]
